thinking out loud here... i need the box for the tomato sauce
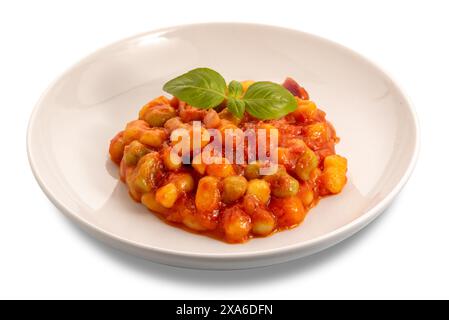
[109,78,347,243]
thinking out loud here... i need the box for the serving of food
[28,23,417,267]
[109,68,347,243]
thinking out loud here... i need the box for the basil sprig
[163,68,297,120]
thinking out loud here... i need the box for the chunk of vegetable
[128,152,162,193]
[265,170,299,198]
[295,148,319,181]
[123,140,150,166]
[244,162,261,180]
[140,104,176,127]
[222,176,248,203]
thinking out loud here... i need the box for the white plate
[27,23,419,269]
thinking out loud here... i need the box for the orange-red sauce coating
[109,78,347,243]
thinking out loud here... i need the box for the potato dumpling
[125,171,143,202]
[123,120,150,144]
[221,206,252,243]
[155,183,179,208]
[195,176,221,212]
[161,147,182,171]
[170,173,195,193]
[206,157,235,178]
[182,213,209,231]
[222,176,248,203]
[182,209,218,231]
[321,155,348,194]
[246,179,271,204]
[298,184,315,207]
[140,128,167,148]
[251,208,276,236]
[324,154,348,170]
[270,196,305,229]
[322,167,346,194]
[322,155,347,194]
[142,192,170,215]
[109,131,126,165]
[171,125,210,150]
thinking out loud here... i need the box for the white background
[0,0,447,299]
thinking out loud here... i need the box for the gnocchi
[109,77,347,243]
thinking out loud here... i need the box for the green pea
[134,153,161,192]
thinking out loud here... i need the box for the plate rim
[26,22,420,263]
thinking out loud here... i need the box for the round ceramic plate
[27,23,419,269]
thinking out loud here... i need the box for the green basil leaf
[243,81,297,120]
[227,98,246,119]
[163,68,227,108]
[228,80,243,98]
